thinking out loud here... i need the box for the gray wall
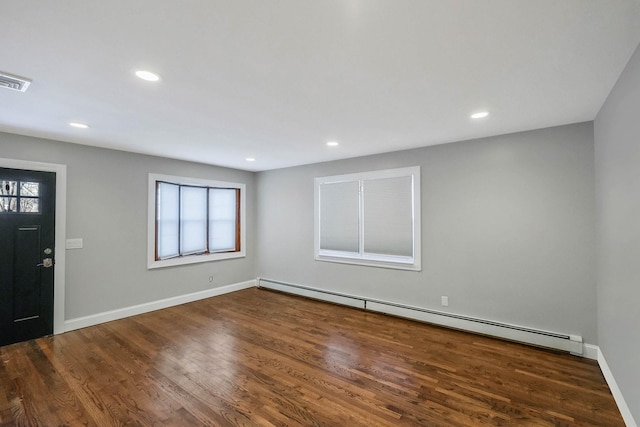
[1,123,600,346]
[0,132,257,320]
[595,41,640,422]
[257,123,598,343]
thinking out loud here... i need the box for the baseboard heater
[257,278,583,356]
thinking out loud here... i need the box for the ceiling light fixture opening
[471,111,489,119]
[135,70,161,82]
[69,122,89,129]
[326,141,339,147]
[246,157,256,162]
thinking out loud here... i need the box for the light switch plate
[66,238,83,249]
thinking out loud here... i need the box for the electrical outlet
[441,296,449,307]
[208,276,214,283]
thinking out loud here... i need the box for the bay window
[148,174,245,269]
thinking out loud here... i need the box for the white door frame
[0,157,67,335]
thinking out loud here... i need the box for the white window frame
[147,173,246,269]
[314,166,421,271]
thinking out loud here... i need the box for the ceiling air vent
[0,71,31,92]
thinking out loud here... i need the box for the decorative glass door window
[0,180,40,213]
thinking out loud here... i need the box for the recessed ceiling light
[326,141,339,147]
[69,122,89,129]
[135,70,161,82]
[246,157,256,162]
[471,111,489,119]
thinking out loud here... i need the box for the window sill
[148,250,245,269]
[315,252,421,271]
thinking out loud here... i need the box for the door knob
[37,258,53,268]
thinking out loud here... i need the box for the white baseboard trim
[597,347,637,427]
[583,343,599,360]
[64,279,256,332]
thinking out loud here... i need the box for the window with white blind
[315,166,421,270]
[148,174,245,269]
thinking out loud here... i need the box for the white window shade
[319,181,360,253]
[209,188,237,252]
[363,176,413,257]
[157,182,179,259]
[180,186,207,255]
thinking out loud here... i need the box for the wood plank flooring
[0,287,624,426]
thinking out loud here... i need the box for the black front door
[0,168,56,347]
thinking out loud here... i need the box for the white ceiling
[1,1,639,172]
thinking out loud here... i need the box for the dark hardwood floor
[0,287,624,426]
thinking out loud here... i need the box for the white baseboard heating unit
[257,278,584,356]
